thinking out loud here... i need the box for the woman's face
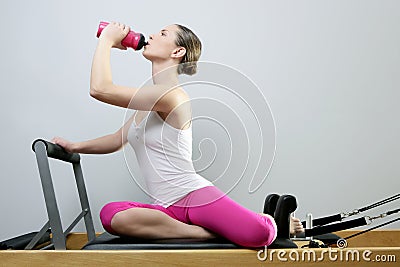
[142,24,181,62]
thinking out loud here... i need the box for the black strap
[358,194,400,213]
[304,217,368,237]
[302,214,342,228]
[387,208,400,216]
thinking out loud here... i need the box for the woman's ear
[171,47,186,59]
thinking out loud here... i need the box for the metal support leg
[73,163,96,242]
[33,142,66,250]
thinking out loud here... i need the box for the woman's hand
[51,137,76,153]
[99,21,130,50]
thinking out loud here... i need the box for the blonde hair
[175,24,202,75]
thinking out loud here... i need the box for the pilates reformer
[1,139,400,267]
[2,138,398,251]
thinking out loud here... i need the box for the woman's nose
[149,34,154,40]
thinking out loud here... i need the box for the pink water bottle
[96,21,147,50]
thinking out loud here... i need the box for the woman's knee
[234,215,277,248]
[99,202,136,234]
[247,215,277,247]
[99,202,118,234]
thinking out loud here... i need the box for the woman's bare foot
[290,216,304,235]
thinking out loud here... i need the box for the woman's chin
[142,51,152,61]
[142,52,166,63]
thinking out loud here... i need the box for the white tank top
[127,111,213,207]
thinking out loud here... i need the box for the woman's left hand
[99,21,130,50]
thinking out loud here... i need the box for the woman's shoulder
[176,87,190,103]
[163,86,190,108]
[159,87,192,130]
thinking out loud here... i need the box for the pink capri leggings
[100,186,277,248]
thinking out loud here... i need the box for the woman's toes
[295,224,305,233]
[290,217,305,235]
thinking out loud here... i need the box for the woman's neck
[151,60,179,85]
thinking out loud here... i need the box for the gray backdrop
[1,0,399,241]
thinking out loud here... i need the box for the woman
[53,22,303,248]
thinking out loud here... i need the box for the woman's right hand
[51,137,76,153]
[99,21,130,50]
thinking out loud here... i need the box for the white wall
[0,0,399,241]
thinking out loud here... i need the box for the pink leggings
[100,186,277,248]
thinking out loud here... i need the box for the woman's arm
[89,23,123,103]
[90,22,180,112]
[52,114,135,154]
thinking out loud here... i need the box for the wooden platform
[1,230,399,266]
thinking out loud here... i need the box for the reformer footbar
[28,139,96,250]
